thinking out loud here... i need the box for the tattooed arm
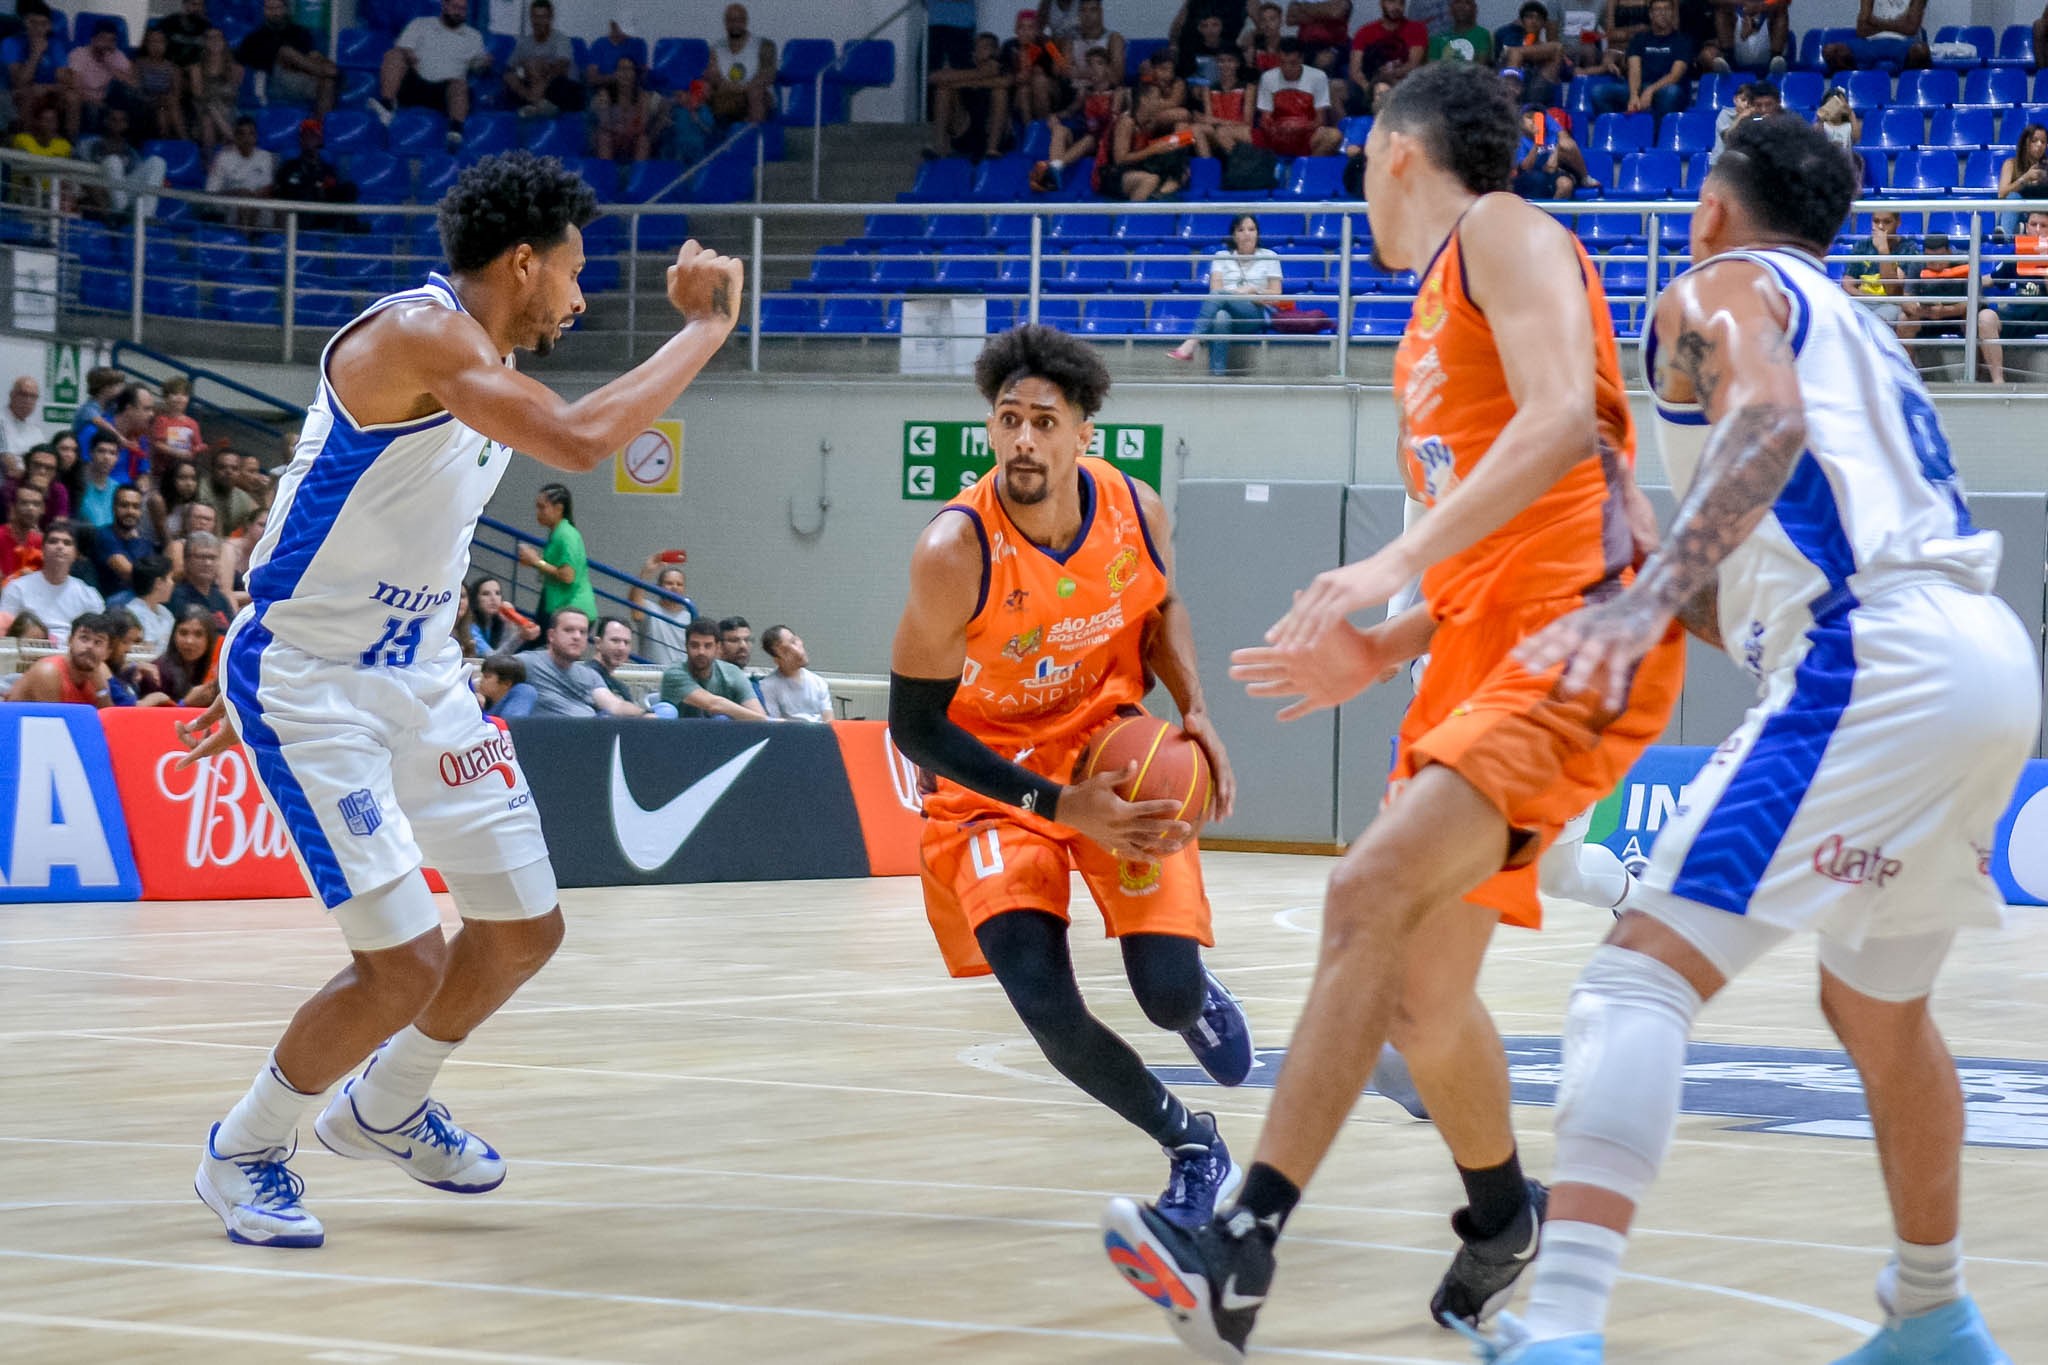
[1518,260,1806,705]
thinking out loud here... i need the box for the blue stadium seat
[388,109,448,156]
[651,37,710,89]
[571,156,621,198]
[411,153,459,201]
[458,110,519,160]
[1349,297,1410,336]
[1277,155,1346,200]
[995,251,1038,290]
[145,278,203,319]
[1796,29,1829,70]
[351,150,408,202]
[1113,212,1177,243]
[1961,148,2003,192]
[1184,155,1224,199]
[1034,298,1082,331]
[799,245,871,291]
[191,227,249,278]
[144,139,203,188]
[784,81,850,125]
[1896,69,1961,108]
[336,27,386,71]
[2034,71,2048,104]
[1124,37,1168,83]
[935,246,999,288]
[818,298,884,334]
[862,212,926,242]
[296,288,363,325]
[1858,106,1926,152]
[969,156,1032,201]
[1932,26,1996,67]
[256,106,304,154]
[1578,212,1644,250]
[1779,72,1824,112]
[685,151,754,203]
[1859,149,1891,191]
[1883,148,1961,195]
[1598,256,1647,298]
[80,269,133,313]
[833,40,894,90]
[1279,253,1329,293]
[1052,246,1126,292]
[1178,212,1233,242]
[755,295,818,334]
[1339,115,1373,147]
[321,107,379,156]
[872,244,935,292]
[1995,25,2035,68]
[1080,298,1146,335]
[1845,69,1892,112]
[1930,108,1999,149]
[1962,67,2027,107]
[1146,297,1204,334]
[1692,73,1734,111]
[341,68,378,106]
[1048,212,1108,244]
[1013,120,1054,162]
[985,213,1033,242]
[776,38,836,86]
[522,117,583,158]
[1305,212,1367,246]
[217,286,282,326]
[618,159,686,203]
[1118,243,1196,294]
[1658,209,1692,251]
[1612,150,1682,199]
[1657,109,1716,155]
[1255,212,1308,245]
[1590,112,1653,156]
[1682,151,1710,188]
[902,156,974,203]
[924,213,985,242]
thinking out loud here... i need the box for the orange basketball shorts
[1392,593,1686,928]
[919,808,1214,978]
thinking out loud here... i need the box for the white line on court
[0,1310,634,1364]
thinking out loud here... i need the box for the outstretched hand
[1514,593,1670,712]
[174,695,239,770]
[1232,619,1400,721]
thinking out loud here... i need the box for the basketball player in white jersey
[1473,117,2033,1363]
[179,150,745,1248]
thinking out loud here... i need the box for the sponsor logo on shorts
[1149,1037,2048,1148]
[338,788,382,838]
[439,731,518,789]
[1117,857,1162,896]
[1812,834,1903,888]
[1106,546,1140,596]
[1001,625,1043,662]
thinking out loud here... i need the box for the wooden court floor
[4,853,2047,1363]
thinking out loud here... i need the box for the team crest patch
[1117,857,1162,896]
[338,789,382,837]
[1149,1036,2048,1149]
[1001,625,1043,662]
[1106,546,1140,595]
[1412,274,1448,338]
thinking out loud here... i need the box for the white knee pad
[1552,946,1704,1204]
[333,871,444,952]
[438,858,560,923]
[1539,839,1629,910]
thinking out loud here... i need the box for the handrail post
[812,68,826,200]
[129,196,145,344]
[1966,209,1983,384]
[282,211,298,363]
[755,127,766,203]
[750,214,764,372]
[1336,212,1352,377]
[625,211,639,360]
[1028,214,1042,324]
[1645,206,1661,325]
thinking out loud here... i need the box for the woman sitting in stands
[149,458,205,548]
[591,56,669,162]
[1999,123,2048,236]
[466,575,540,658]
[1167,215,1281,373]
[154,603,219,707]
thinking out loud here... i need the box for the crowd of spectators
[0,364,274,707]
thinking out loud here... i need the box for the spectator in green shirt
[660,617,768,720]
[519,481,597,627]
[1429,0,1493,62]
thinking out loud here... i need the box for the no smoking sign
[614,419,683,496]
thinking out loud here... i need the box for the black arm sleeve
[888,672,1063,822]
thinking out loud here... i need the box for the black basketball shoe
[1103,1199,1277,1363]
[1431,1178,1549,1330]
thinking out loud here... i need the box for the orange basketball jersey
[923,458,1167,824]
[1392,206,1639,620]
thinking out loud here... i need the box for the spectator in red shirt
[1256,37,1342,155]
[1003,9,1063,126]
[150,376,206,463]
[1349,0,1425,96]
[0,484,45,578]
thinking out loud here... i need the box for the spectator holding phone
[629,551,696,666]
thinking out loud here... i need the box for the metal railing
[6,145,2041,384]
[471,513,693,663]
[808,1,919,200]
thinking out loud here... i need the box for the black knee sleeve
[1121,933,1207,1032]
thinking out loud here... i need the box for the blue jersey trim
[1120,471,1166,572]
[1655,402,1709,427]
[931,504,991,620]
[1012,464,1097,566]
[248,418,394,606]
[1668,453,1860,913]
[223,618,354,907]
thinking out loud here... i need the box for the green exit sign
[902,421,1163,501]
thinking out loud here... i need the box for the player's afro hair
[974,324,1112,418]
[1709,115,1859,252]
[1375,62,1517,196]
[437,150,599,274]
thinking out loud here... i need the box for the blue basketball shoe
[1831,1296,2012,1365]
[1155,1115,1243,1230]
[1448,1313,1604,1363]
[194,1123,324,1248]
[1180,969,1253,1087]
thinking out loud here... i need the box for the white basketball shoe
[195,1123,325,1248]
[313,1080,507,1194]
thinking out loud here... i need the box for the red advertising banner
[831,720,924,878]
[99,708,444,901]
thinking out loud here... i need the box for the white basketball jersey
[245,273,515,667]
[1646,247,2002,678]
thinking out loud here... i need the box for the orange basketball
[1076,715,1214,831]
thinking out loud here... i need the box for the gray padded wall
[1336,486,1421,841]
[1172,481,1348,842]
[1965,492,2048,757]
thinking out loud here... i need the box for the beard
[1004,469,1050,504]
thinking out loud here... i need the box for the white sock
[216,1052,323,1154]
[350,1025,460,1131]
[1521,1220,1629,1341]
[1878,1237,1964,1318]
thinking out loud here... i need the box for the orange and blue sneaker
[1103,1199,1276,1364]
[1180,969,1253,1087]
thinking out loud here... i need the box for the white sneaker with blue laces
[194,1123,325,1248]
[313,1081,506,1194]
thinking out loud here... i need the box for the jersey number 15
[361,614,426,668]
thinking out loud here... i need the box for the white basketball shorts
[1639,582,2039,946]
[220,615,550,910]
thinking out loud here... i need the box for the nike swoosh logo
[1510,1222,1539,1262]
[609,736,771,872]
[1218,1274,1265,1312]
[367,1137,415,1159]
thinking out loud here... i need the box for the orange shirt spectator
[151,377,206,461]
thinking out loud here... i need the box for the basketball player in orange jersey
[889,325,1256,1230]
[1100,62,1685,1361]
